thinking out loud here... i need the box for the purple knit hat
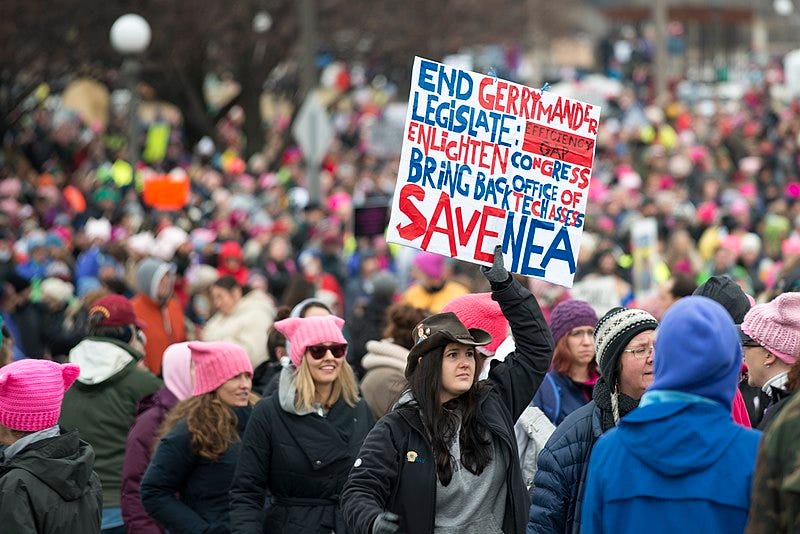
[741,292,800,365]
[274,315,348,368]
[188,341,253,396]
[549,299,599,344]
[0,359,80,431]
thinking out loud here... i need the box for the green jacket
[746,392,800,534]
[61,337,162,509]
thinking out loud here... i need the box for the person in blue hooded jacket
[580,296,762,534]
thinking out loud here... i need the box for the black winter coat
[527,400,602,534]
[0,430,102,533]
[141,406,253,534]
[230,386,374,533]
[341,276,553,534]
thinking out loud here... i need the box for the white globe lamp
[110,14,151,55]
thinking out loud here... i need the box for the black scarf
[592,377,640,433]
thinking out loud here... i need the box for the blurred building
[592,0,800,81]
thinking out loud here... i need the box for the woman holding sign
[341,246,553,534]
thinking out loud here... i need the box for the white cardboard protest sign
[387,57,600,287]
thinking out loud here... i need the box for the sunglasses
[307,344,347,359]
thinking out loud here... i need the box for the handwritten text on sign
[387,57,600,287]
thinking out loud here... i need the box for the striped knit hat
[595,307,659,378]
[0,359,80,431]
[594,307,658,421]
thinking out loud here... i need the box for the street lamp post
[110,14,151,168]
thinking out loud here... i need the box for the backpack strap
[545,373,561,423]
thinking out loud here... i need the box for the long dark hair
[406,346,492,486]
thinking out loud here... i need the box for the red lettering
[421,192,457,257]
[455,207,481,247]
[396,184,427,240]
[478,77,494,110]
[474,206,506,262]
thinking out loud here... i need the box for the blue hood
[651,296,741,407]
[618,401,738,475]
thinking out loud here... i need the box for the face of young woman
[617,330,655,400]
[210,286,240,315]
[440,342,476,403]
[305,342,346,386]
[565,326,595,367]
[216,372,252,407]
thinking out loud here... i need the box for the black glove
[372,512,401,534]
[481,245,509,284]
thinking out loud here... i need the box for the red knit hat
[0,359,80,431]
[441,293,508,355]
[274,315,348,368]
[188,341,254,396]
[741,292,800,365]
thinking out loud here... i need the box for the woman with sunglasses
[230,314,373,533]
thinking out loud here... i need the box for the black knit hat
[594,307,658,381]
[692,275,750,324]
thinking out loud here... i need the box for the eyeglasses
[622,345,654,359]
[307,344,347,359]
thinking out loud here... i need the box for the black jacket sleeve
[140,423,209,534]
[229,399,272,533]
[489,276,553,422]
[340,415,403,534]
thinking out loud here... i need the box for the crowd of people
[1,30,800,533]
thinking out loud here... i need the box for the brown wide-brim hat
[405,312,492,378]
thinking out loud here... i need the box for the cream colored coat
[202,289,276,367]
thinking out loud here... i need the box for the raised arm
[483,246,554,421]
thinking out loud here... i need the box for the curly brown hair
[383,303,429,350]
[157,391,258,462]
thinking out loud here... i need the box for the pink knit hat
[188,341,254,396]
[413,251,445,279]
[441,293,508,355]
[0,359,80,431]
[162,342,194,401]
[274,315,348,368]
[741,292,800,365]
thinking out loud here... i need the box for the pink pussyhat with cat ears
[0,359,80,432]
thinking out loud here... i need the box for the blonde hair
[294,357,359,412]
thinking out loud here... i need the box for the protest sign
[631,217,659,302]
[142,168,190,211]
[386,57,600,287]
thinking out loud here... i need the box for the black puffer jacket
[230,375,374,533]
[0,430,102,533]
[341,276,553,534]
[527,400,602,534]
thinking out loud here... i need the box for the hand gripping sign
[387,57,601,288]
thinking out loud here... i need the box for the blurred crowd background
[2,0,800,365]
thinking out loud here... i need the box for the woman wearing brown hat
[341,246,553,534]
